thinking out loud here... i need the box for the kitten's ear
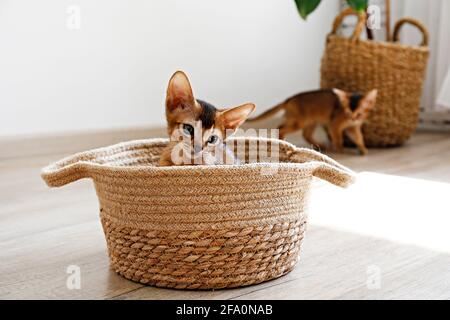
[365,89,378,103]
[220,103,256,130]
[361,89,378,110]
[333,88,352,116]
[166,71,195,113]
[333,88,348,102]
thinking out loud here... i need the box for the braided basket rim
[327,34,430,52]
[41,137,355,181]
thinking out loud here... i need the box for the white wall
[0,0,339,137]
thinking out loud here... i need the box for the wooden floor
[1,130,450,299]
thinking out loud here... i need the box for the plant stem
[385,0,391,41]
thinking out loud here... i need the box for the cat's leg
[345,126,368,155]
[328,124,344,153]
[303,125,326,151]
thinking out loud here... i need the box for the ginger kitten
[249,89,378,155]
[159,71,255,166]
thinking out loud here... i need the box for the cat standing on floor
[248,89,378,155]
[159,71,255,166]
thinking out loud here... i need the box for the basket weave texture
[41,137,355,289]
[321,8,430,147]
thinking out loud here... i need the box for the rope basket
[321,8,430,147]
[41,137,355,290]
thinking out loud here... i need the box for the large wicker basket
[321,8,430,147]
[41,137,354,289]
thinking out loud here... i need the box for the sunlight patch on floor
[309,172,450,254]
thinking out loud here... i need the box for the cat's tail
[247,102,286,122]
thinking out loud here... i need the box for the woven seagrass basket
[321,8,430,147]
[41,137,354,289]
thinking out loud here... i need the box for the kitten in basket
[249,88,378,155]
[159,71,255,166]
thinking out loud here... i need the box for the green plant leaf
[347,0,369,11]
[294,0,322,20]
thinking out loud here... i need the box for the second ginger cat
[248,89,378,155]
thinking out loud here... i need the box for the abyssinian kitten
[159,71,255,166]
[248,89,378,155]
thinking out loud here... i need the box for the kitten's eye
[207,135,219,144]
[182,124,194,137]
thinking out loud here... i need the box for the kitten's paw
[158,158,174,166]
[359,148,369,156]
[314,144,328,152]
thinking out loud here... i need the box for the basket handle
[330,7,367,41]
[392,17,429,46]
[41,150,95,187]
[289,148,356,188]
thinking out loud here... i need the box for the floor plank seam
[107,286,146,300]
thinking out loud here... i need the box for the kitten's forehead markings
[197,99,217,129]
